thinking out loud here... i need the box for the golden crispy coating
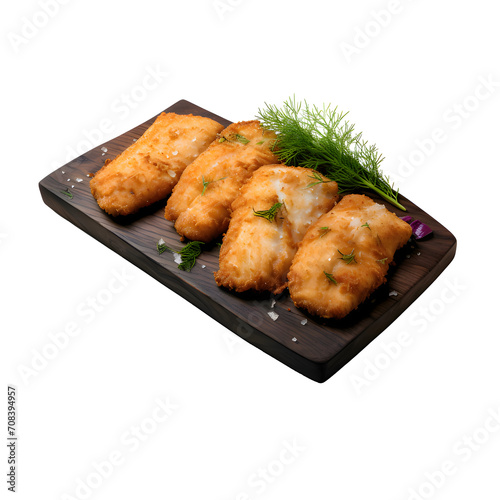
[165,120,278,242]
[214,165,339,294]
[288,194,412,319]
[90,112,223,216]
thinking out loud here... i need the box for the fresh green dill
[157,239,205,271]
[256,140,265,145]
[256,97,405,211]
[319,226,330,238]
[376,257,388,264]
[201,175,226,195]
[361,222,371,229]
[219,136,227,143]
[60,189,73,199]
[306,171,335,189]
[234,133,250,144]
[338,248,357,264]
[253,202,283,223]
[323,271,338,284]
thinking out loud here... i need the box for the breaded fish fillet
[90,112,223,216]
[288,194,412,319]
[214,165,339,294]
[165,120,278,242]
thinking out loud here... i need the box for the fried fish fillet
[214,165,339,294]
[288,194,412,319]
[90,112,224,216]
[165,120,278,242]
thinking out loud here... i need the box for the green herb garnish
[253,202,283,223]
[201,175,227,196]
[257,97,405,211]
[157,239,205,272]
[306,171,335,189]
[60,189,73,199]
[338,248,357,264]
[256,140,265,145]
[376,258,388,264]
[234,133,250,144]
[323,271,338,284]
[319,226,330,238]
[219,136,227,143]
[361,222,371,229]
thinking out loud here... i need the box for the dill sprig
[306,171,335,189]
[323,271,338,284]
[253,202,283,223]
[157,239,204,272]
[338,248,357,264]
[319,226,330,238]
[201,175,226,195]
[256,97,405,211]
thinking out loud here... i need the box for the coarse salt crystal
[389,290,398,297]
[172,150,178,156]
[76,178,83,183]
[301,319,308,325]
[192,137,197,141]
[173,252,183,265]
[268,311,279,321]
[270,299,276,308]
[168,170,176,177]
[201,265,206,269]
[101,147,107,152]
[67,178,70,181]
[292,337,297,342]
[158,238,165,246]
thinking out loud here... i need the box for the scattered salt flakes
[270,298,276,309]
[168,170,176,178]
[301,319,308,326]
[76,178,83,183]
[173,252,183,265]
[406,254,411,259]
[268,311,279,321]
[101,147,108,153]
[67,178,70,181]
[133,138,137,142]
[201,265,206,269]
[158,238,166,246]
[292,337,297,342]
[172,150,178,156]
[61,170,65,174]
[389,290,398,297]
[192,137,197,142]
[417,252,421,256]
[102,152,106,156]
[71,185,74,188]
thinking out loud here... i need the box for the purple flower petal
[400,216,413,223]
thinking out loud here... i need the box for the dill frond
[257,97,405,211]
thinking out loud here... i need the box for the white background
[2,1,499,499]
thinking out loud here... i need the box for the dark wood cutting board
[39,100,457,382]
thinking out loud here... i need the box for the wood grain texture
[39,100,457,383]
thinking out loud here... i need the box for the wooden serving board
[39,100,457,383]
